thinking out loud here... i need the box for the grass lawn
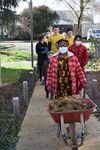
[0,50,37,62]
[0,46,37,83]
[1,64,32,83]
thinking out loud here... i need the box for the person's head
[74,35,82,46]
[38,35,45,43]
[52,25,59,34]
[62,32,67,37]
[47,51,53,59]
[56,39,69,55]
[66,28,73,37]
[44,30,51,39]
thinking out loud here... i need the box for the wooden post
[29,71,35,91]
[13,97,20,119]
[23,81,28,107]
[92,79,98,100]
[97,43,100,58]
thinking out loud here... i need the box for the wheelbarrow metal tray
[48,98,96,123]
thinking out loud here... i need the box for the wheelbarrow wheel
[72,148,78,150]
[57,124,61,137]
[69,123,78,150]
[72,147,78,150]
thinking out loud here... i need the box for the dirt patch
[86,71,100,119]
[86,71,100,104]
[93,71,100,93]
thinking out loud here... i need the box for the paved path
[1,61,37,67]
[16,83,100,150]
[0,41,36,51]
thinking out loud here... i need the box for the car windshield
[92,30,100,34]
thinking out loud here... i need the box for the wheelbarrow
[48,98,96,150]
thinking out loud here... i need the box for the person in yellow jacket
[65,28,75,47]
[48,25,65,53]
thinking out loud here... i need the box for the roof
[58,19,72,25]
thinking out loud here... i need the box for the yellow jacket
[48,34,65,53]
[66,35,75,47]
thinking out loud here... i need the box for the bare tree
[58,0,100,33]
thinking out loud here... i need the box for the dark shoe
[50,91,53,99]
[41,80,45,85]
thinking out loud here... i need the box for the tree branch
[65,0,79,19]
[83,0,92,9]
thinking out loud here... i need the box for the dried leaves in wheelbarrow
[48,96,92,112]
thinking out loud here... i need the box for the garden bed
[0,70,37,150]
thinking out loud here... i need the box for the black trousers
[37,58,45,81]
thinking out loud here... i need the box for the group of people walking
[36,25,88,99]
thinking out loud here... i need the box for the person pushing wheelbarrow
[46,39,96,150]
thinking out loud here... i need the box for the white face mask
[75,41,82,45]
[59,47,68,54]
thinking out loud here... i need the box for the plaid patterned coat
[46,53,87,96]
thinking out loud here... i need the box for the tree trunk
[77,0,84,34]
[1,24,4,40]
[77,17,82,34]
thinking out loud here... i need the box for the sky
[15,0,67,13]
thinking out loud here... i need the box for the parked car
[87,29,100,40]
